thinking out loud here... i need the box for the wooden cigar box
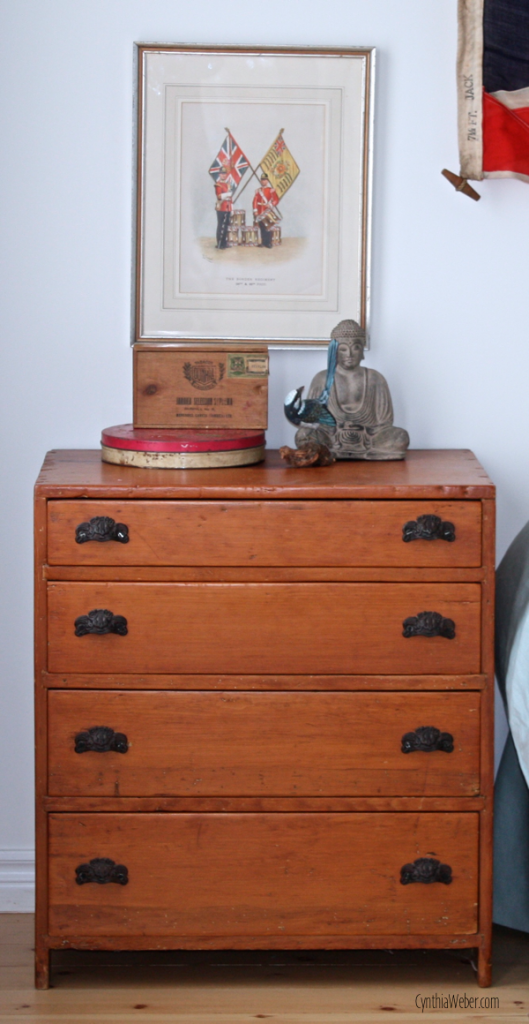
[133,343,269,429]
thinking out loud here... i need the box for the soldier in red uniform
[253,173,279,248]
[214,168,234,249]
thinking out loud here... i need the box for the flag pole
[232,164,261,204]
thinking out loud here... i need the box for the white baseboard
[0,850,35,911]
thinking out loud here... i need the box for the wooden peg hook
[442,168,481,201]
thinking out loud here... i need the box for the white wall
[1,0,526,905]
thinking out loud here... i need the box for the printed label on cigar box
[174,394,235,422]
[227,354,269,378]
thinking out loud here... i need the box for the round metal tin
[100,424,266,469]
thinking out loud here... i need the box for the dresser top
[35,449,494,499]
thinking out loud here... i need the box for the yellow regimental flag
[259,132,300,199]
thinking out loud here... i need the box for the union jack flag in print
[208,132,250,189]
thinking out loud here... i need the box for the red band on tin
[101,424,266,453]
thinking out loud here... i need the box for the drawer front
[48,812,479,937]
[48,690,480,797]
[47,499,482,567]
[47,581,481,675]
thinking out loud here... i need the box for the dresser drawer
[47,499,482,567]
[48,812,479,938]
[47,581,481,675]
[48,690,480,797]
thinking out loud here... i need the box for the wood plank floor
[0,916,528,1022]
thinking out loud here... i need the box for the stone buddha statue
[293,319,409,460]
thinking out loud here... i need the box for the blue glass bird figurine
[284,339,338,428]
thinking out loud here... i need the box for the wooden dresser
[34,449,495,988]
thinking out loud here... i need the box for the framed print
[135,44,375,345]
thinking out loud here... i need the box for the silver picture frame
[134,44,375,346]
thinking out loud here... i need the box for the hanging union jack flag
[208,132,250,189]
[458,0,529,183]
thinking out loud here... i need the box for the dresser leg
[35,944,50,990]
[477,943,492,987]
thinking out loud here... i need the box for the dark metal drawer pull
[74,609,128,637]
[75,726,129,754]
[75,858,128,886]
[75,516,129,544]
[402,611,455,639]
[401,726,454,754]
[402,515,455,542]
[400,858,452,886]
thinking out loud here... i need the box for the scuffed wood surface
[47,689,481,797]
[47,498,482,568]
[46,581,482,675]
[35,449,495,499]
[48,812,479,937]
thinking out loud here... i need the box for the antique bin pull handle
[402,611,455,639]
[74,609,128,637]
[402,515,455,542]
[401,726,454,754]
[74,727,129,754]
[75,858,129,886]
[400,857,452,885]
[75,516,129,544]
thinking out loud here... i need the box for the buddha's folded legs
[294,423,409,461]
